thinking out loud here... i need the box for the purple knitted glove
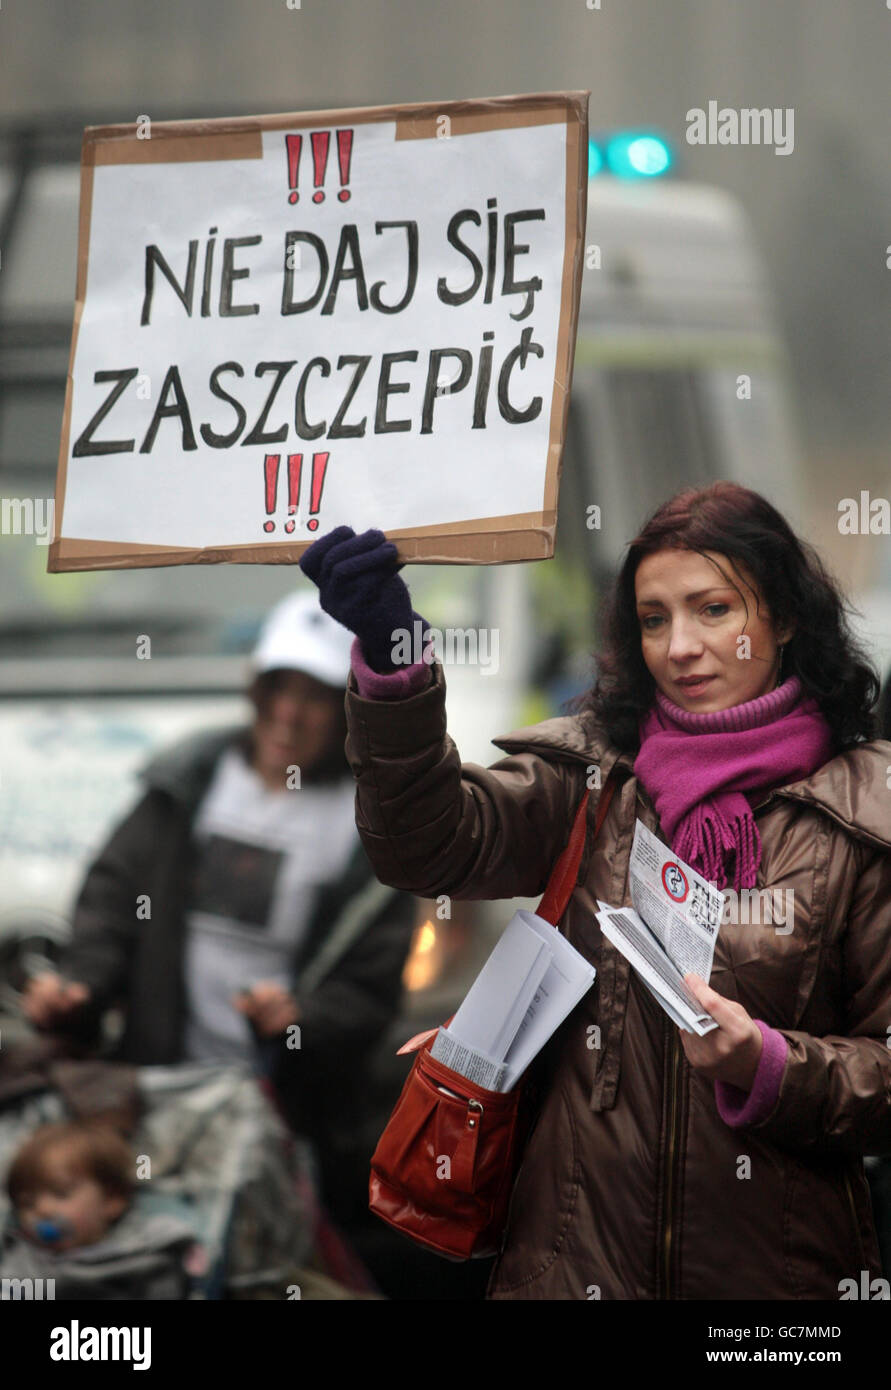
[299,526,427,674]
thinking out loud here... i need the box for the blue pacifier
[33,1217,71,1246]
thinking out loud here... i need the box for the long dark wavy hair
[572,482,881,754]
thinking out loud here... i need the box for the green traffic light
[603,132,672,179]
[627,136,672,176]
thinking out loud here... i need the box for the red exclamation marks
[310,131,330,203]
[336,129,353,202]
[288,129,354,204]
[307,452,329,531]
[263,454,280,532]
[284,453,303,534]
[262,451,329,533]
[285,134,302,204]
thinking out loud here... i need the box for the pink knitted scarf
[633,675,835,892]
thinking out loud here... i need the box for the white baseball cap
[251,590,354,688]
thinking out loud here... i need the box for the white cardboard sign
[49,92,588,572]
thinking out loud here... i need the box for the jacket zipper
[661,1020,682,1299]
[635,790,683,1297]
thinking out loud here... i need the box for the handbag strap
[395,769,619,1058]
[536,770,617,926]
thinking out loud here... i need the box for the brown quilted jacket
[345,661,891,1300]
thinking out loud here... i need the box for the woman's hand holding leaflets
[680,973,764,1090]
[298,526,427,674]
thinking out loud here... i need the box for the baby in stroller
[0,1117,203,1299]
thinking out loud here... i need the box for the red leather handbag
[368,772,617,1260]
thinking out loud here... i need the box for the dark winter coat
[345,660,891,1300]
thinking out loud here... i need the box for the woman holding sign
[299,481,891,1300]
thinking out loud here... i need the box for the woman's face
[634,548,793,714]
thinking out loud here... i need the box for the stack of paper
[595,819,723,1035]
[430,910,596,1092]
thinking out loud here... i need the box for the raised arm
[299,526,579,903]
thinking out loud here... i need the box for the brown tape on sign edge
[81,90,589,165]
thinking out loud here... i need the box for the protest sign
[48,91,588,572]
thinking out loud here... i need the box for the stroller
[0,1056,319,1299]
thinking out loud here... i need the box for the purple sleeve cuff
[350,636,434,700]
[714,1020,788,1128]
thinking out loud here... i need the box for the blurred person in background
[22,593,417,1232]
